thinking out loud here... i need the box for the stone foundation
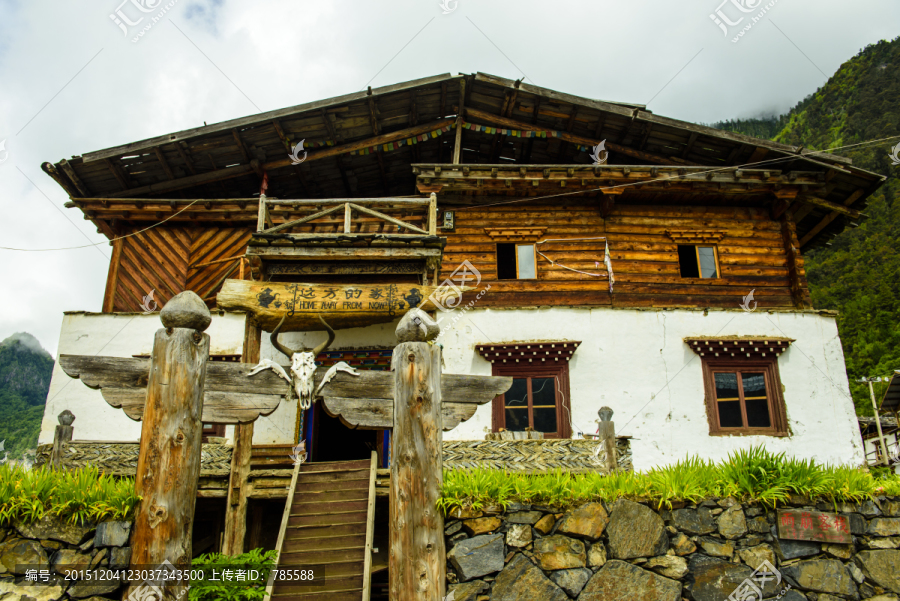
[444,496,900,600]
[0,516,133,601]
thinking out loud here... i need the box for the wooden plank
[362,451,377,601]
[284,523,367,541]
[288,511,368,527]
[799,188,867,247]
[323,397,478,431]
[262,203,344,234]
[282,534,367,553]
[390,337,445,600]
[296,470,370,484]
[263,458,302,601]
[126,295,208,600]
[278,548,365,565]
[290,500,369,515]
[799,194,860,218]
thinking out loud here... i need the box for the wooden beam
[464,107,683,166]
[153,147,175,181]
[175,142,197,175]
[349,202,428,234]
[41,162,81,198]
[222,320,261,556]
[102,237,124,312]
[362,451,377,601]
[126,293,209,599]
[105,158,131,191]
[799,188,866,247]
[799,194,860,218]
[106,118,456,198]
[261,203,344,234]
[59,159,91,197]
[781,214,810,309]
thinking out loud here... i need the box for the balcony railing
[256,195,437,237]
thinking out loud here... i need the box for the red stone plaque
[776,509,852,544]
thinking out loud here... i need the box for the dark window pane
[741,372,767,398]
[531,378,556,407]
[533,407,558,433]
[698,246,718,278]
[505,408,529,431]
[677,245,700,278]
[497,244,517,280]
[718,400,743,428]
[745,398,771,428]
[714,372,739,400]
[505,378,528,407]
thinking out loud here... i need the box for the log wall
[103,226,251,312]
[440,199,812,309]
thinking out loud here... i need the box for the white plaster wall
[436,307,865,471]
[40,311,247,445]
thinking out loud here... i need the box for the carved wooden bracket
[665,229,726,244]
[483,227,547,242]
[684,337,794,359]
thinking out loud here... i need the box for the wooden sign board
[217,279,471,331]
[776,509,851,544]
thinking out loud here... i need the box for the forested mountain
[0,332,53,459]
[714,37,900,415]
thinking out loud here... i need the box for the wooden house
[37,73,884,586]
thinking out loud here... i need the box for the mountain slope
[0,333,54,459]
[714,37,900,415]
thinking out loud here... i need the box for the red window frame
[490,362,572,439]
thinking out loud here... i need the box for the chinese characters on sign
[776,509,852,544]
[255,283,415,316]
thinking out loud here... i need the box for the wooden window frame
[490,362,572,438]
[701,357,789,436]
[515,243,537,280]
[678,244,721,279]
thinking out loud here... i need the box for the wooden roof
[42,72,885,249]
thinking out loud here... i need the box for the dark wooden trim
[102,237,124,313]
[700,356,789,437]
[490,362,572,439]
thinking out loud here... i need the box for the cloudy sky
[0,0,897,356]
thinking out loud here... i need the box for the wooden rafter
[105,158,131,191]
[102,118,455,198]
[154,147,175,180]
[799,188,866,247]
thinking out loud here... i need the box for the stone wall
[444,496,900,600]
[0,516,133,601]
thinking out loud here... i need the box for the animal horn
[310,315,335,357]
[270,315,299,359]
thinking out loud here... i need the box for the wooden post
[868,379,890,466]
[452,116,463,165]
[780,214,811,309]
[50,410,75,470]
[222,319,261,555]
[428,193,437,236]
[126,291,211,601]
[597,406,617,473]
[390,310,445,601]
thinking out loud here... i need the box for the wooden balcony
[247,196,445,282]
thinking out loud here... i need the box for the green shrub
[188,549,278,601]
[0,463,140,525]
[439,445,900,513]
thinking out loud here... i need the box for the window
[493,368,572,438]
[678,245,719,278]
[702,359,788,436]
[497,243,537,280]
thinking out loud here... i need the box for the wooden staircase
[265,453,378,601]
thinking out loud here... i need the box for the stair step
[284,523,367,540]
[282,534,366,553]
[297,470,370,484]
[288,510,368,528]
[291,489,369,503]
[272,589,364,601]
[300,479,369,493]
[279,547,365,565]
[301,459,371,472]
[291,499,368,515]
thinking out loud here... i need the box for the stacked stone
[0,516,132,601]
[444,496,900,600]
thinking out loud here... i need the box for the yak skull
[271,315,335,410]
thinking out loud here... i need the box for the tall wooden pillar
[780,213,811,309]
[390,311,445,601]
[127,291,211,600]
[222,318,262,555]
